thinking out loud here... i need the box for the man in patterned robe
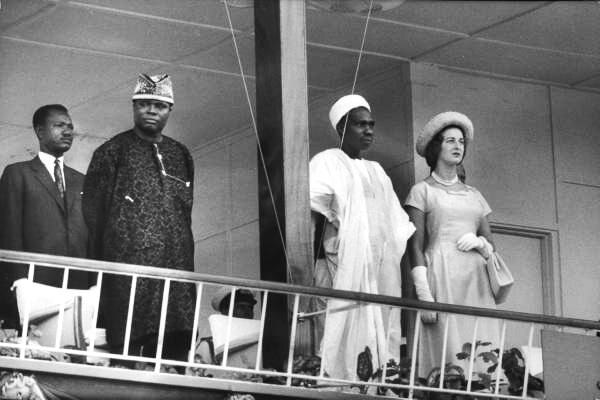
[82,74,195,364]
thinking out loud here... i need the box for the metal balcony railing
[1,249,598,400]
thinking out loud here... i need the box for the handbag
[486,251,514,304]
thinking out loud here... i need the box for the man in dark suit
[0,104,91,329]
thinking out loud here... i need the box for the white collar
[431,171,458,186]
[38,152,65,183]
[39,151,64,165]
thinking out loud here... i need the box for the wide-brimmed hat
[211,287,256,312]
[328,94,371,130]
[416,111,473,156]
[132,73,174,105]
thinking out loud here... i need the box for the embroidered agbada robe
[309,148,415,382]
[82,130,195,350]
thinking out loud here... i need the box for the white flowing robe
[309,148,415,382]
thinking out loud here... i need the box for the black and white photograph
[0,1,599,399]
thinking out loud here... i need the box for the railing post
[381,306,393,387]
[154,278,171,372]
[521,323,535,399]
[54,267,70,348]
[408,311,422,400]
[88,271,103,352]
[122,275,137,357]
[255,290,269,371]
[188,282,203,364]
[465,317,480,392]
[221,287,237,368]
[494,320,507,395]
[286,294,300,386]
[439,314,450,389]
[19,263,36,359]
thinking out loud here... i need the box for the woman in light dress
[405,111,500,379]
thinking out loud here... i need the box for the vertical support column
[254,0,311,370]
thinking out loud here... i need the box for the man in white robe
[309,94,415,385]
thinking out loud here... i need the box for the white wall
[191,129,259,278]
[551,87,600,320]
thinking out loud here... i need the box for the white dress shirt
[38,151,65,189]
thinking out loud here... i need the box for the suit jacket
[0,156,91,328]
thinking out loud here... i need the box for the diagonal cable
[315,0,374,267]
[339,0,375,149]
[223,0,293,283]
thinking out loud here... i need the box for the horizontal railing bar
[0,356,533,400]
[0,358,373,400]
[2,249,599,330]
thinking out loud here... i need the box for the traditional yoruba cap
[416,111,474,157]
[211,287,257,312]
[132,73,174,105]
[328,94,371,130]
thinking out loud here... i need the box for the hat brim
[211,288,256,312]
[416,111,474,157]
[132,94,173,105]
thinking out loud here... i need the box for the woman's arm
[407,206,426,268]
[477,215,495,251]
[406,206,437,323]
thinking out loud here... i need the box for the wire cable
[223,0,293,283]
[315,0,375,269]
[339,0,375,149]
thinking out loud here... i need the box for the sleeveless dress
[405,180,500,379]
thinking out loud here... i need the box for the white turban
[328,94,371,130]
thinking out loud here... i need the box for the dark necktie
[54,158,65,199]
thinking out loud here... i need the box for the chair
[208,314,261,368]
[12,278,100,349]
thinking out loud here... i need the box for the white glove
[456,233,493,259]
[411,266,437,324]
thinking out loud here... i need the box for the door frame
[490,222,562,317]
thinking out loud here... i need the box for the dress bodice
[406,180,491,249]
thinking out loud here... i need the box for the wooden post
[254,0,312,370]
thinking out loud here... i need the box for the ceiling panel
[0,0,52,30]
[476,2,600,57]
[179,34,255,77]
[4,5,230,62]
[306,10,369,51]
[0,128,38,174]
[0,38,160,127]
[574,74,600,90]
[64,134,108,173]
[419,38,600,85]
[376,1,544,34]
[307,45,404,89]
[167,67,255,148]
[363,20,463,59]
[68,84,132,141]
[308,86,334,102]
[0,123,27,145]
[70,67,257,150]
[71,0,254,31]
[307,8,463,57]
